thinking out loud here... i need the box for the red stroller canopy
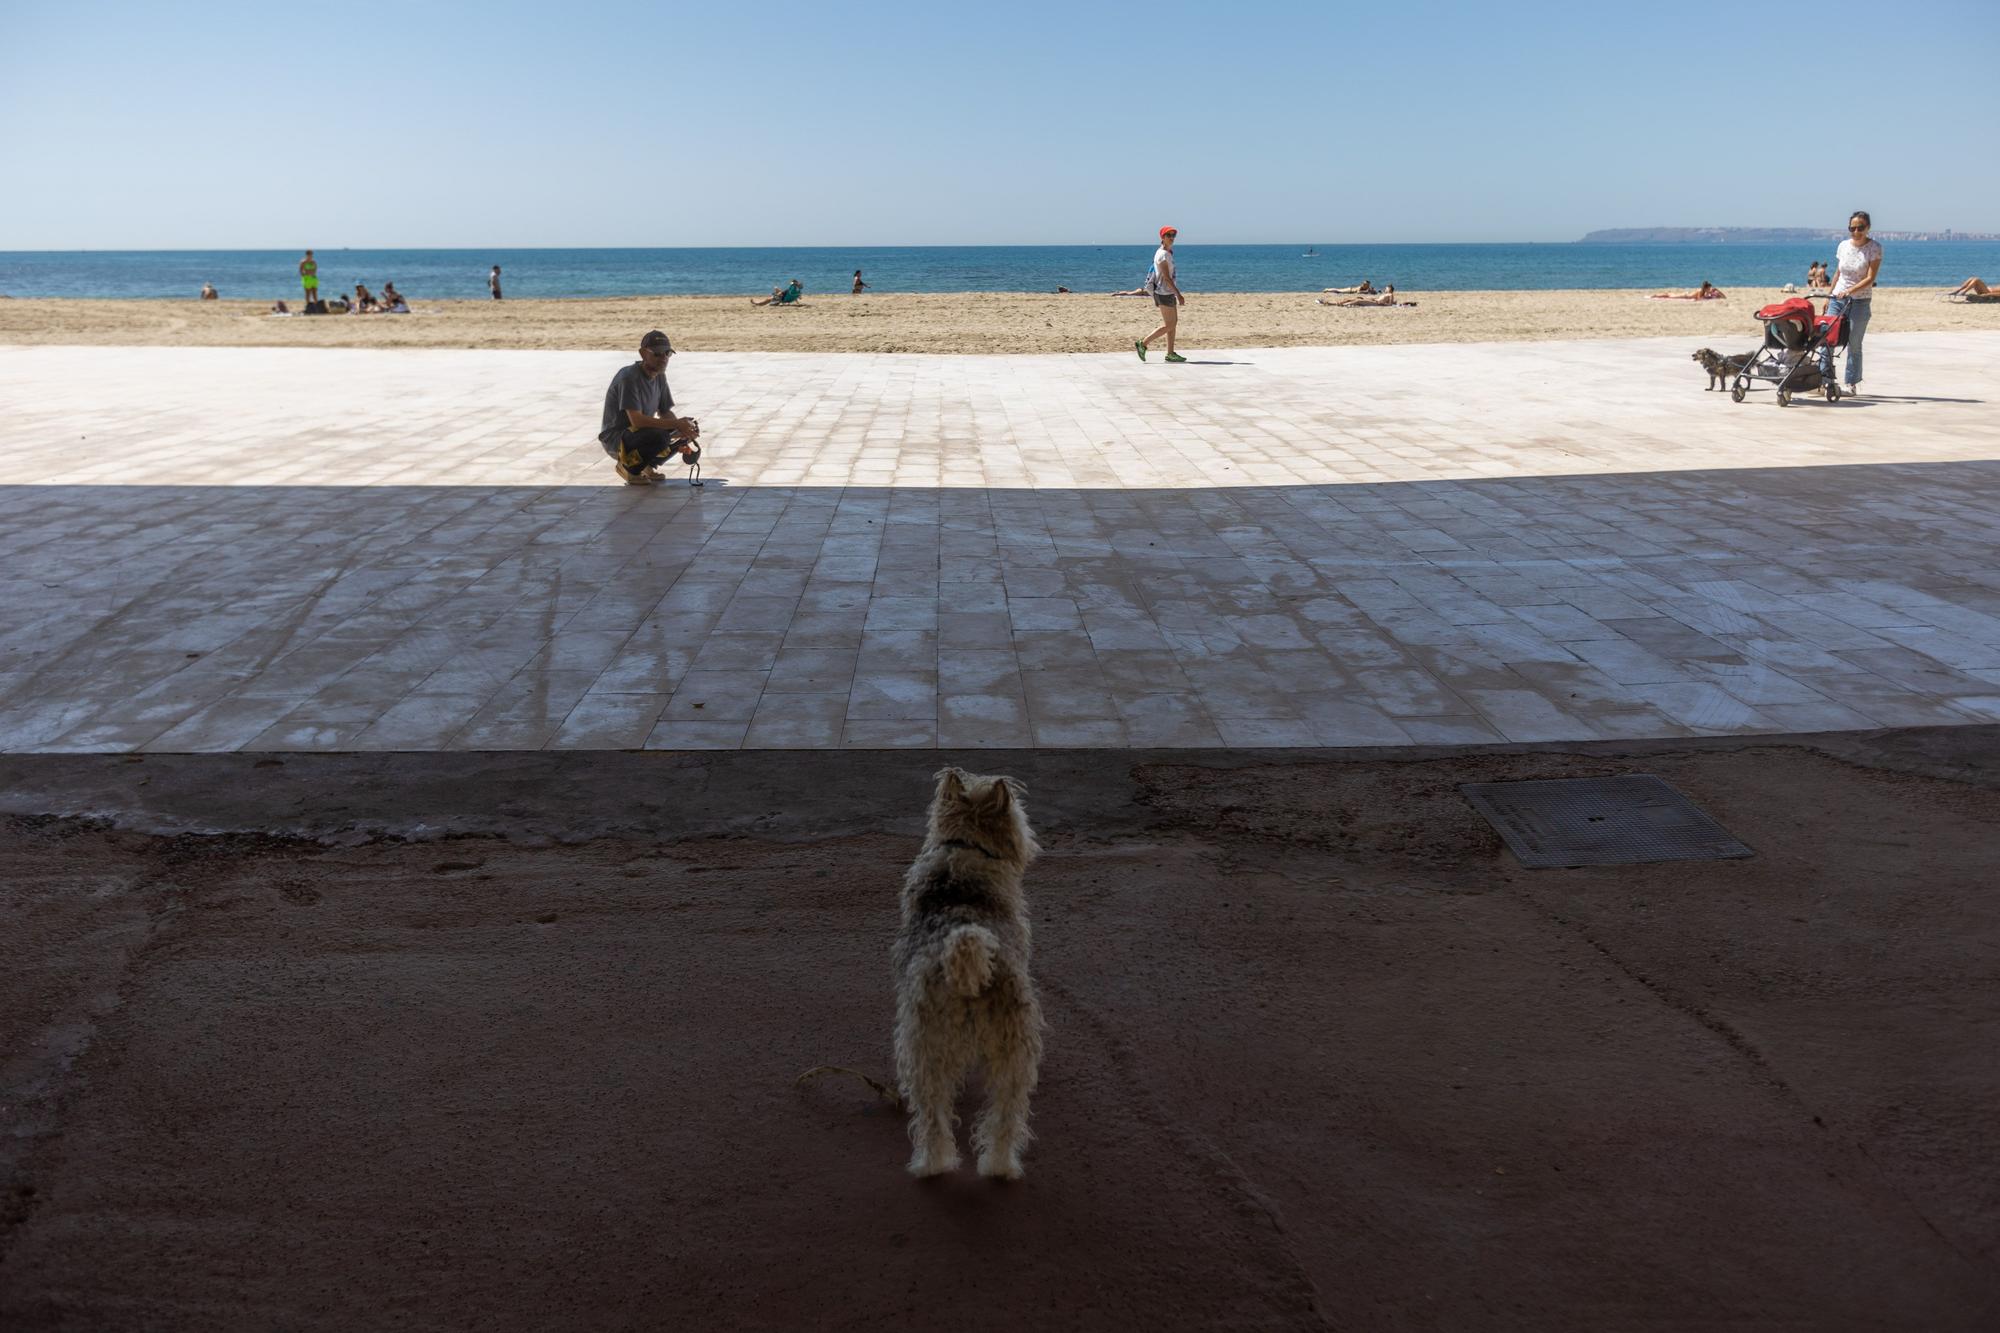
[1756,297,1816,323]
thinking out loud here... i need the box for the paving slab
[3,334,1998,751]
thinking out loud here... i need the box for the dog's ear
[935,767,968,801]
[982,778,1014,813]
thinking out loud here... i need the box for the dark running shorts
[1152,292,1178,307]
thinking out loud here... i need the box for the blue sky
[2,0,1995,248]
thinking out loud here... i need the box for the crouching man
[600,330,701,485]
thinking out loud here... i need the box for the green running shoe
[1135,339,1147,361]
[1164,352,1187,363]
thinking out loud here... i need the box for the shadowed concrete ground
[3,730,1999,1330]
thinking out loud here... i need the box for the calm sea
[3,243,1995,300]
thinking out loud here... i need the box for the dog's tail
[941,925,999,997]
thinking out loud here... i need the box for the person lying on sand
[1317,285,1410,307]
[1947,276,1994,297]
[751,279,805,306]
[1322,280,1376,294]
[1649,281,1726,300]
[1110,285,1149,296]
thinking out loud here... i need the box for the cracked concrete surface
[3,733,1997,1329]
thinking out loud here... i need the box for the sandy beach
[1,287,1988,354]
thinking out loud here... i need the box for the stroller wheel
[1776,389,1791,407]
[1730,380,1747,403]
[1826,382,1840,401]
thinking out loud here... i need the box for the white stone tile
[4,333,1999,752]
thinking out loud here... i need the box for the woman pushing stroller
[1822,211,1882,396]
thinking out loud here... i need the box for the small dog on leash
[893,767,1045,1180]
[1692,347,1753,390]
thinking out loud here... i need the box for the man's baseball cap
[1159,225,1178,236]
[640,330,673,353]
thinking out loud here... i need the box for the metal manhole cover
[1460,775,1753,869]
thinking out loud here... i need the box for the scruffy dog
[892,767,1045,1180]
[1692,347,1753,390]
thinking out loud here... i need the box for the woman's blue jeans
[1822,295,1871,385]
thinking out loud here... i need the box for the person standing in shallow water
[488,265,503,300]
[1822,211,1882,396]
[1135,226,1186,363]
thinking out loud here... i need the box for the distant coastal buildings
[1581,227,2000,243]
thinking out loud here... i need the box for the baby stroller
[1731,297,1848,406]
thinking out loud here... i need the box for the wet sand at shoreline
[1,287,1988,354]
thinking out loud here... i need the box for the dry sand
[1,287,1989,354]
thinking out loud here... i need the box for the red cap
[1160,225,1177,237]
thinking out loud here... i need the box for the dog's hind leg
[904,1079,961,1178]
[896,1021,963,1177]
[973,999,1043,1181]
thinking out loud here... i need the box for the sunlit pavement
[2,334,1997,752]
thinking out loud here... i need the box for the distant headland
[1580,227,2000,243]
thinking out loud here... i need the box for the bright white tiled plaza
[3,334,1998,751]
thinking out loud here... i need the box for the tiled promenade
[2,334,1997,751]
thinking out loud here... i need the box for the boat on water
[1302,247,1319,257]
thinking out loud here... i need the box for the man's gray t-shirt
[599,362,674,453]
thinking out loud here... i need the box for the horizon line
[8,235,1999,255]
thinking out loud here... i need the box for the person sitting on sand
[1054,286,1071,293]
[1649,281,1725,300]
[752,279,805,307]
[1948,276,1995,297]
[600,330,701,486]
[270,299,290,315]
[353,283,379,313]
[1322,280,1376,294]
[380,282,409,313]
[200,283,218,300]
[1807,261,1831,292]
